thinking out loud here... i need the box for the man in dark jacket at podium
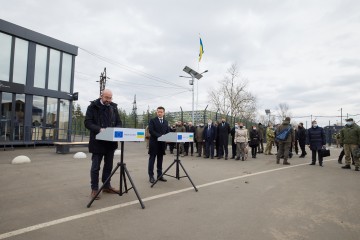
[85,89,122,199]
[148,106,170,183]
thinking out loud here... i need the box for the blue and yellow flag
[199,38,204,62]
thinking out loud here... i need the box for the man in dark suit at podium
[148,106,170,183]
[85,89,122,199]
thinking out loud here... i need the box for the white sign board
[96,128,145,142]
[158,132,194,143]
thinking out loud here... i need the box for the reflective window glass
[32,96,45,140]
[48,49,60,90]
[15,94,25,140]
[0,33,12,82]
[61,53,72,92]
[58,100,69,140]
[34,45,47,88]
[0,92,12,141]
[46,97,58,140]
[13,38,29,84]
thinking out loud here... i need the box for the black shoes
[309,162,316,165]
[150,176,167,183]
[158,176,167,182]
[355,167,359,171]
[235,157,240,160]
[149,176,155,183]
[341,165,351,169]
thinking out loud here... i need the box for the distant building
[0,19,78,145]
[140,110,249,126]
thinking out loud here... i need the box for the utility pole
[132,94,137,128]
[96,68,109,97]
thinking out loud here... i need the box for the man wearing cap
[276,117,294,165]
[340,118,360,171]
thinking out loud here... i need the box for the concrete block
[73,152,87,159]
[11,155,31,164]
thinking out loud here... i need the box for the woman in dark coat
[249,125,260,158]
[307,120,326,166]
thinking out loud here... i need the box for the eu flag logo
[114,131,123,138]
[177,135,182,140]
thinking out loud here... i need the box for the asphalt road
[0,143,359,240]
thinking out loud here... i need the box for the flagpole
[196,34,201,118]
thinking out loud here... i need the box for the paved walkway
[0,143,359,240]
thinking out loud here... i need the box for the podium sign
[96,128,145,142]
[158,132,194,143]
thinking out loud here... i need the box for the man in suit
[84,89,122,200]
[203,119,217,159]
[148,106,170,183]
[217,118,231,160]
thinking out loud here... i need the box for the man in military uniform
[264,123,275,155]
[276,117,294,165]
[257,123,264,153]
[340,118,360,171]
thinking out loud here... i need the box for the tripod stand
[87,141,145,209]
[151,143,198,191]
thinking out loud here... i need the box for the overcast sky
[1,0,360,126]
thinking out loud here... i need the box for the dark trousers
[299,141,306,156]
[184,142,189,154]
[215,141,219,156]
[311,149,323,164]
[205,140,214,158]
[219,141,229,157]
[251,146,257,157]
[189,142,194,155]
[294,140,299,154]
[169,143,175,153]
[148,153,164,177]
[257,140,264,152]
[197,142,204,156]
[231,142,236,157]
[90,151,115,190]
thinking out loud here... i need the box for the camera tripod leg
[151,160,176,188]
[123,165,145,209]
[87,162,120,208]
[178,160,198,192]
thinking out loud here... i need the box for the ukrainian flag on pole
[199,37,204,62]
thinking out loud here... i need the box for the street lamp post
[265,109,271,125]
[180,66,208,124]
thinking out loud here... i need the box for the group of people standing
[84,91,360,200]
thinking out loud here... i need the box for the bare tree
[208,63,257,121]
[276,103,292,122]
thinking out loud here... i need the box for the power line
[79,47,187,89]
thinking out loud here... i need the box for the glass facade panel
[58,100,69,140]
[0,33,12,82]
[15,94,25,140]
[46,97,58,140]
[32,96,44,140]
[34,45,47,88]
[61,53,72,92]
[48,49,60,90]
[0,92,12,141]
[13,38,29,84]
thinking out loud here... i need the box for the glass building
[0,19,78,145]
